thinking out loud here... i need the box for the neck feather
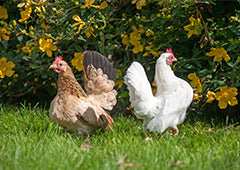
[154,61,177,95]
[57,67,87,98]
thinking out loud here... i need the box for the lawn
[0,104,239,170]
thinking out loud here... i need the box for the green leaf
[172,8,180,16]
[77,36,86,41]
[227,43,238,51]
[17,35,23,43]
[41,73,48,79]
[1,39,8,48]
[30,64,38,69]
[226,62,234,68]
[22,56,29,61]
[105,34,115,40]
[118,91,129,98]
[74,44,83,52]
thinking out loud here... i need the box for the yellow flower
[115,79,124,89]
[129,25,141,45]
[145,42,154,51]
[121,34,130,49]
[22,45,30,53]
[0,57,15,79]
[0,6,8,19]
[41,23,49,31]
[206,48,230,62]
[84,26,96,38]
[17,1,32,8]
[51,82,57,88]
[144,42,159,57]
[184,16,203,38]
[187,72,202,93]
[13,74,18,78]
[22,41,36,54]
[13,20,17,26]
[0,27,9,42]
[72,15,86,33]
[231,16,240,23]
[121,26,144,54]
[129,26,143,54]
[82,0,100,9]
[152,81,157,95]
[19,6,32,22]
[100,1,108,9]
[115,69,123,89]
[128,105,135,115]
[39,38,57,57]
[131,0,146,10]
[116,69,122,77]
[216,86,238,109]
[71,52,83,71]
[193,91,202,100]
[132,41,143,54]
[146,30,154,37]
[206,91,216,103]
[34,0,46,13]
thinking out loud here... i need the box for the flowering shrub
[0,57,15,79]
[184,16,203,38]
[0,0,239,115]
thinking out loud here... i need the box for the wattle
[54,68,61,73]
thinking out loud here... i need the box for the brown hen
[49,51,117,136]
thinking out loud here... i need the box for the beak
[173,57,177,62]
[49,64,57,70]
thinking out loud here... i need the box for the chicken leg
[169,126,179,136]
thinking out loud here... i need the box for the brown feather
[83,51,117,82]
[49,54,116,136]
[57,65,87,98]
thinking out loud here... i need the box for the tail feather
[85,65,115,94]
[124,62,153,103]
[124,62,155,118]
[83,51,117,82]
[99,114,114,130]
[83,50,117,111]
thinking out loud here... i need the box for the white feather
[124,62,159,120]
[124,53,193,134]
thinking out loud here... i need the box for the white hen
[124,49,193,135]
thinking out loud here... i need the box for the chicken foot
[169,126,179,136]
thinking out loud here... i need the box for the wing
[76,107,114,130]
[124,61,157,118]
[146,78,193,133]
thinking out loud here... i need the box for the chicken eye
[59,63,62,66]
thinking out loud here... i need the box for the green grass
[0,104,239,170]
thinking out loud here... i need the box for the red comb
[166,48,175,58]
[53,56,63,65]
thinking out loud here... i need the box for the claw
[170,126,179,136]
